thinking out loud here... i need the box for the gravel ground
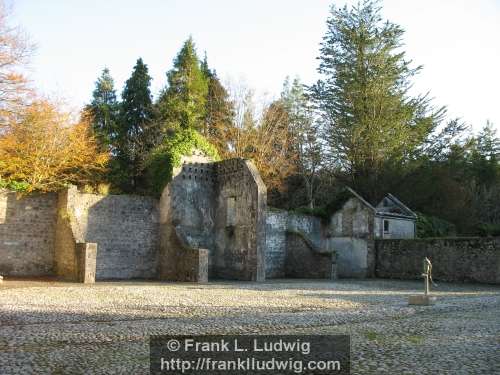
[0,279,498,374]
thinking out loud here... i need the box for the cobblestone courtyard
[0,279,498,374]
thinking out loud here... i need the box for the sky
[11,0,500,132]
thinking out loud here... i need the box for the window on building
[383,219,390,233]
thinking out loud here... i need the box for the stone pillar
[331,252,338,280]
[197,248,209,283]
[176,247,209,282]
[76,242,97,283]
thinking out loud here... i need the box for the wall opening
[226,197,236,227]
[383,219,390,233]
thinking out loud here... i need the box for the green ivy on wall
[145,129,220,196]
[0,177,29,192]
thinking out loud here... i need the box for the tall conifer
[115,58,157,191]
[311,0,444,201]
[157,37,208,131]
[86,68,119,149]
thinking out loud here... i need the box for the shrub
[416,212,456,238]
[476,223,500,237]
[0,177,29,192]
[292,206,329,221]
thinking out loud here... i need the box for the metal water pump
[422,257,437,295]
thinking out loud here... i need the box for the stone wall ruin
[159,153,267,282]
[2,153,497,284]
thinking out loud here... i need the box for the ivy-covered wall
[146,129,219,196]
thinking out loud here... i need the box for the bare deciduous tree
[0,1,34,129]
[215,80,296,193]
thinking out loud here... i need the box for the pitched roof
[345,187,376,212]
[376,193,417,219]
[338,187,416,220]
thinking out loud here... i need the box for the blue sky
[12,0,500,131]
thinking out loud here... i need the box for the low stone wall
[376,238,500,284]
[1,186,160,280]
[63,186,160,280]
[0,191,57,276]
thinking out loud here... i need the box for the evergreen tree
[311,0,445,202]
[470,122,500,187]
[86,68,119,149]
[281,77,322,208]
[157,37,208,131]
[201,55,234,149]
[115,58,157,192]
[476,121,500,158]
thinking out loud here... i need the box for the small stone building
[324,188,416,278]
[375,194,417,239]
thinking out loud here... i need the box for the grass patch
[363,330,379,341]
[406,335,424,344]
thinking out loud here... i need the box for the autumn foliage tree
[0,100,109,192]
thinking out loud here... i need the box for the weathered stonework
[0,190,57,276]
[54,187,78,280]
[76,242,97,283]
[1,155,266,283]
[158,152,216,282]
[71,192,159,279]
[265,210,336,279]
[54,186,159,280]
[6,164,496,286]
[265,210,288,278]
[376,238,500,284]
[213,159,267,281]
[285,231,336,279]
[159,153,266,282]
[327,197,376,278]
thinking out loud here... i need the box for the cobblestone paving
[0,279,498,374]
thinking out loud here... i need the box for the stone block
[76,242,97,283]
[198,248,209,283]
[408,295,436,306]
